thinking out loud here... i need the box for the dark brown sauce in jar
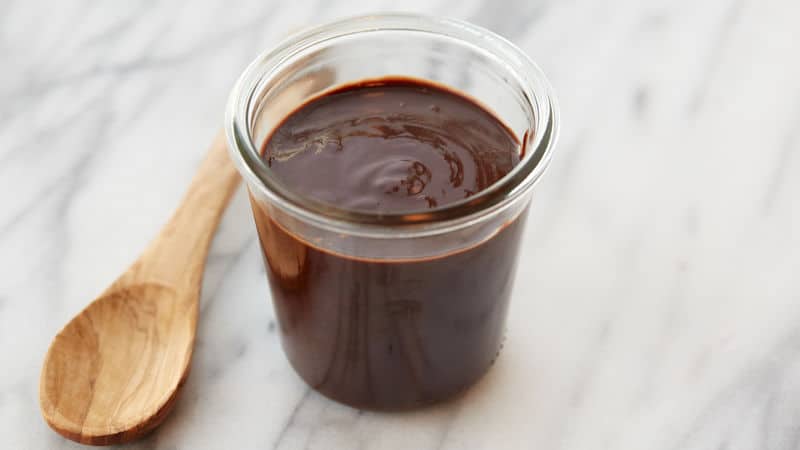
[252,78,527,409]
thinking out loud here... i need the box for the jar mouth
[225,13,559,237]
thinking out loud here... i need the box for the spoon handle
[132,132,240,287]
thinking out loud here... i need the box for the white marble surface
[3,0,800,448]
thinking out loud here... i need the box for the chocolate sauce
[253,78,527,409]
[263,79,520,213]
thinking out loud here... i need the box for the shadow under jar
[226,14,559,410]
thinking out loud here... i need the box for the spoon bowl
[40,283,190,444]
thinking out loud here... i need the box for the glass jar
[225,13,559,410]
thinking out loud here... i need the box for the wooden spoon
[39,68,333,445]
[38,130,240,445]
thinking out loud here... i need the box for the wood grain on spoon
[39,68,333,445]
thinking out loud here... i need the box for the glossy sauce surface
[254,78,526,409]
[263,79,519,213]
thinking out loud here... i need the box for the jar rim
[225,13,559,238]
